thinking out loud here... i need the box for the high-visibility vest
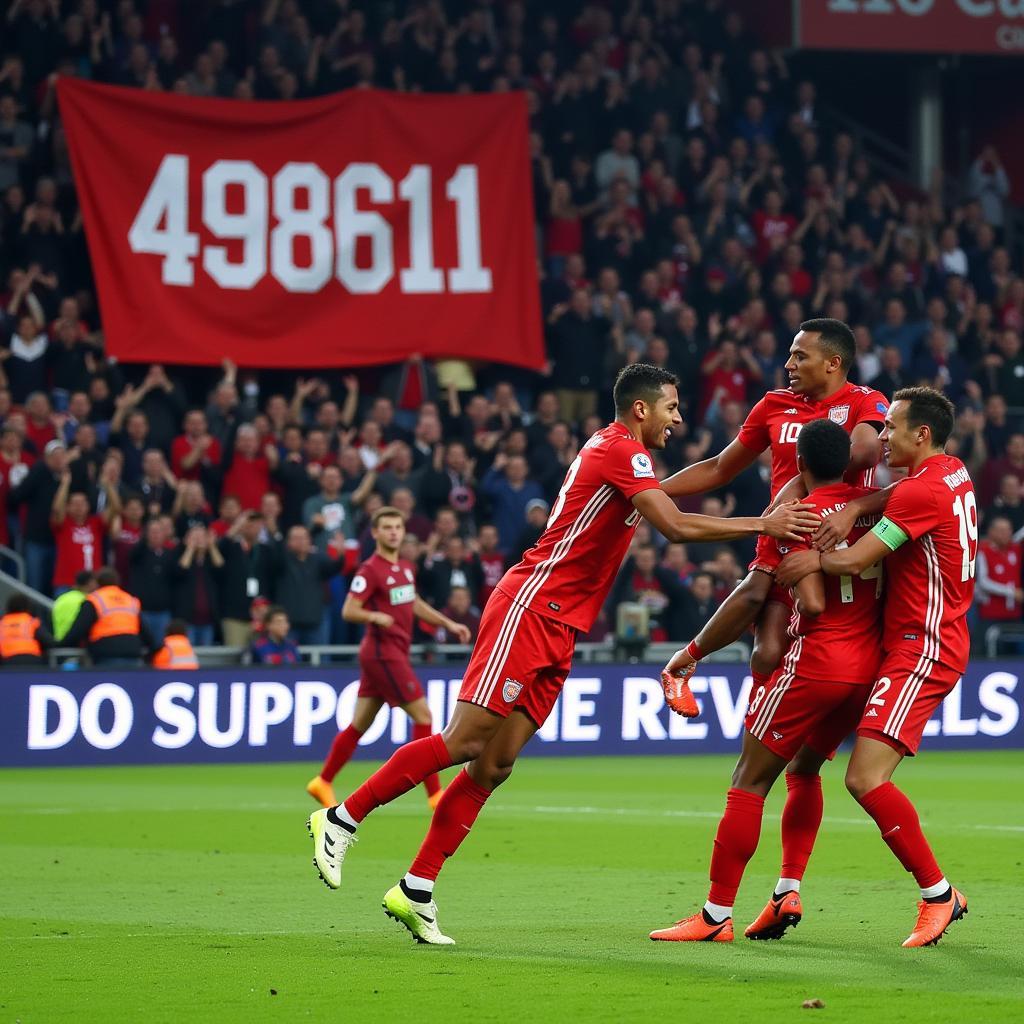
[153,634,199,670]
[86,586,141,642]
[0,612,42,659]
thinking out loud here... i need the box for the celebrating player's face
[642,384,683,450]
[879,400,917,468]
[785,331,834,395]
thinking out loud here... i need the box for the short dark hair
[166,618,189,637]
[6,593,29,614]
[893,386,955,447]
[613,363,679,414]
[797,418,852,482]
[800,317,856,370]
[96,567,119,587]
[74,570,94,589]
[372,505,404,528]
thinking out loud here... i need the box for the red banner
[57,80,543,370]
[797,0,1024,54]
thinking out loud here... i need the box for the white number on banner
[203,160,268,289]
[129,158,493,294]
[271,163,333,293]
[127,154,199,286]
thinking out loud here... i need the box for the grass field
[2,752,1022,1023]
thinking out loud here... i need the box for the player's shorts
[458,588,576,727]
[748,535,794,609]
[358,657,425,708]
[745,667,873,761]
[856,648,963,756]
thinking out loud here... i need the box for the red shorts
[748,536,794,609]
[458,588,576,726]
[857,648,962,756]
[745,668,872,761]
[358,657,425,708]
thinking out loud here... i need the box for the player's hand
[812,503,858,551]
[449,622,472,644]
[761,501,820,542]
[660,669,699,718]
[373,612,394,629]
[775,549,822,588]
[663,646,697,679]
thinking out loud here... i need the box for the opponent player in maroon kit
[306,506,471,810]
[651,419,885,943]
[306,364,821,945]
[658,318,887,707]
[776,387,975,947]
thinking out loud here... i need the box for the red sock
[858,782,944,889]
[344,733,453,823]
[412,723,442,798]
[319,725,364,783]
[780,772,823,881]
[708,788,765,907]
[409,769,491,880]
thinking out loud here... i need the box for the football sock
[858,782,945,890]
[412,723,442,798]
[775,878,801,898]
[702,901,733,924]
[921,879,952,902]
[707,787,765,909]
[400,873,434,904]
[409,769,491,881]
[326,804,357,833]
[779,772,823,885]
[319,725,364,783]
[343,733,453,824]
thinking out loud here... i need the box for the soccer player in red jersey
[658,318,887,708]
[50,460,122,593]
[306,364,820,944]
[651,419,885,943]
[776,387,975,947]
[306,506,471,810]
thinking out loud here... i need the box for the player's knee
[445,732,488,764]
[485,760,515,789]
[730,759,774,796]
[844,765,880,801]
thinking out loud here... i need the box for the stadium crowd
[1,0,1022,660]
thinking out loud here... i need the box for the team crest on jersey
[828,404,850,425]
[502,678,523,702]
[631,453,655,479]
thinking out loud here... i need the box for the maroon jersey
[350,553,418,660]
[876,454,977,672]
[776,484,883,683]
[496,422,662,632]
[977,540,1022,621]
[738,382,889,496]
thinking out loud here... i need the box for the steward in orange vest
[0,594,53,667]
[153,620,199,670]
[63,567,155,666]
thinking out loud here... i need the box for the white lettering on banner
[78,684,133,750]
[710,675,753,739]
[128,157,493,295]
[27,684,79,749]
[153,682,197,748]
[621,677,667,741]
[979,672,1019,736]
[292,681,338,745]
[536,697,561,742]
[941,681,977,737]
[247,682,293,746]
[562,679,601,741]
[826,0,1024,14]
[198,682,246,748]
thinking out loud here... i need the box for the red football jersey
[52,515,105,589]
[496,422,662,631]
[977,540,1022,621]
[350,553,418,660]
[776,484,884,683]
[738,382,889,496]
[877,454,977,671]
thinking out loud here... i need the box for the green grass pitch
[2,752,1022,1023]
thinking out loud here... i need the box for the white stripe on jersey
[751,635,803,739]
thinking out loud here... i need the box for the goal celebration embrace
[306,319,978,951]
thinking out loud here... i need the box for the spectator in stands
[171,408,222,485]
[129,518,176,642]
[423,534,483,611]
[50,459,120,594]
[251,605,300,665]
[967,146,1011,232]
[976,515,1023,632]
[437,584,480,642]
[222,423,276,512]
[271,524,344,646]
[678,570,722,638]
[304,463,362,550]
[171,525,223,647]
[612,543,687,642]
[217,510,274,649]
[510,496,549,564]
[547,288,610,424]
[481,452,544,555]
[475,522,505,607]
[9,438,66,594]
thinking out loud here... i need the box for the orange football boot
[902,887,968,948]
[744,891,803,940]
[650,911,734,942]
[305,775,337,808]
[661,670,700,718]
[428,788,445,811]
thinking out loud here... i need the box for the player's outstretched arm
[659,438,759,499]
[632,488,819,544]
[813,484,897,550]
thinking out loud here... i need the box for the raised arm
[51,470,71,525]
[660,437,760,499]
